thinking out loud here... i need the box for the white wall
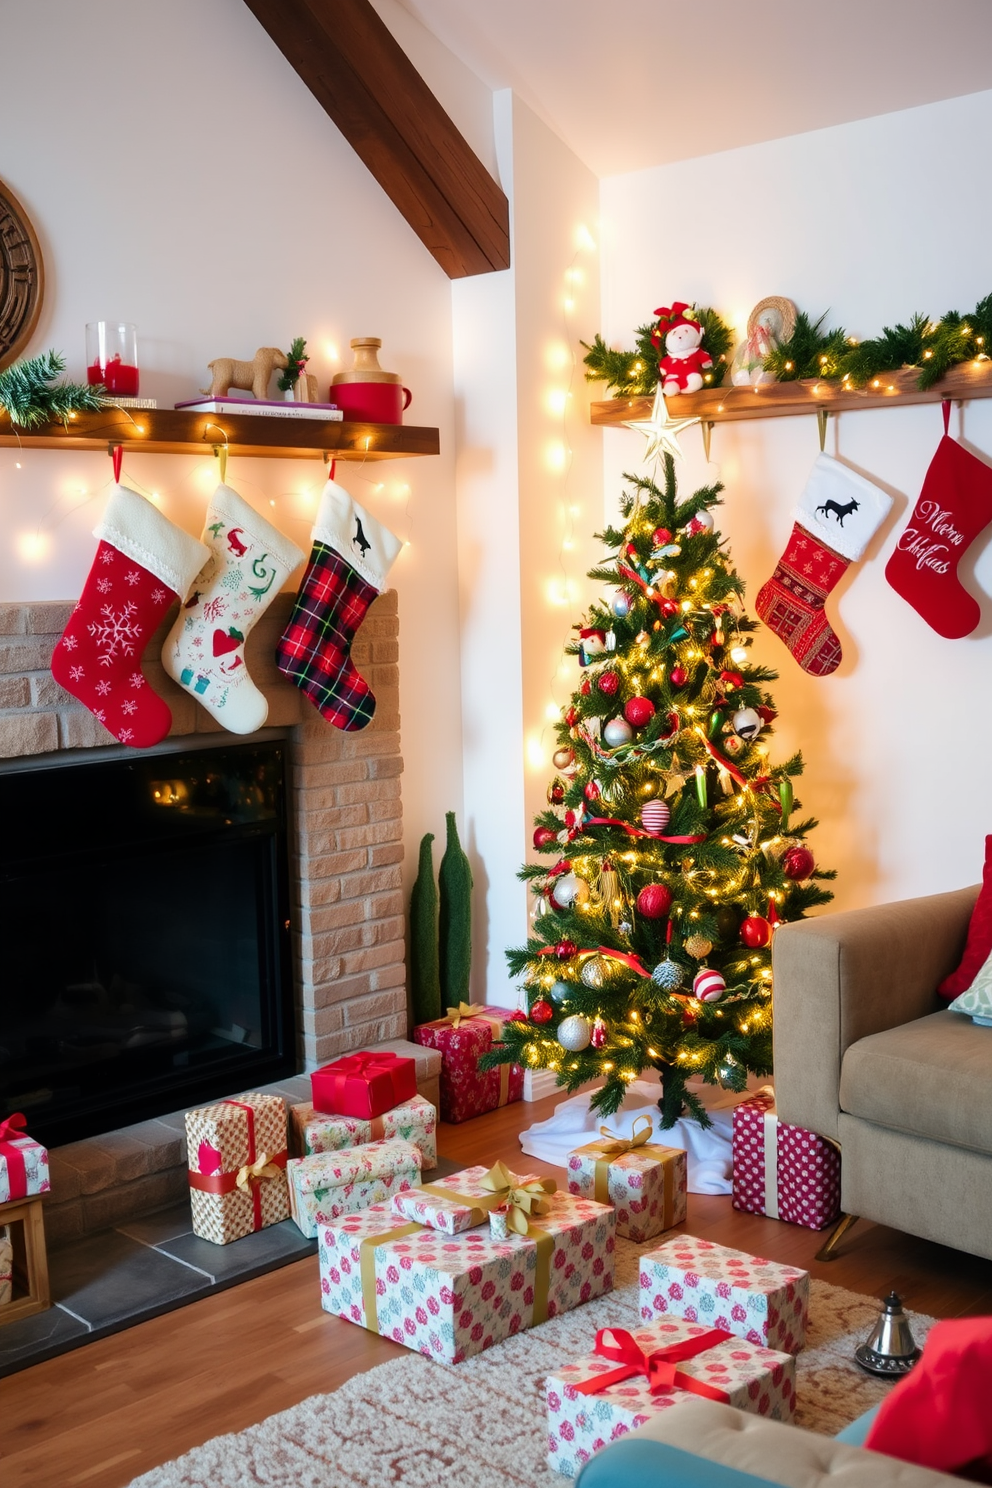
[599,88,992,909]
[0,0,464,896]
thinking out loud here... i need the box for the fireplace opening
[0,739,297,1148]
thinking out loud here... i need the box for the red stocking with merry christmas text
[885,401,992,638]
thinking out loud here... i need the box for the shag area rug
[130,1240,935,1488]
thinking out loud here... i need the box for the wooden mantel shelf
[590,359,992,427]
[0,406,440,461]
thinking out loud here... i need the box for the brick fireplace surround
[0,591,406,1242]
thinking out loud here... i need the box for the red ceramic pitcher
[331,337,412,425]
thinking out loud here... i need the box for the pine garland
[583,306,734,396]
[0,350,107,428]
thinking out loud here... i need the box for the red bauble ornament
[782,845,815,881]
[624,695,656,728]
[584,779,601,801]
[669,665,688,688]
[565,706,579,727]
[636,883,673,919]
[533,826,556,848]
[555,939,577,960]
[659,598,680,617]
[719,671,744,690]
[580,677,591,696]
[597,671,619,697]
[548,780,565,804]
[530,999,554,1024]
[625,542,639,558]
[511,1010,529,1023]
[740,915,772,948]
[652,527,672,546]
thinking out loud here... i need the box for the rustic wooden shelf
[0,406,440,461]
[590,359,992,427]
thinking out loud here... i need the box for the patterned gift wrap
[390,1187,487,1236]
[287,1139,422,1239]
[0,1225,11,1307]
[0,1114,50,1204]
[640,1235,809,1355]
[318,1164,615,1364]
[413,1005,524,1123]
[547,1318,796,1479]
[311,1051,417,1121]
[185,1092,289,1245]
[733,1089,841,1231]
[290,1095,437,1171]
[567,1120,687,1243]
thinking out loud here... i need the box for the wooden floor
[4,1093,992,1488]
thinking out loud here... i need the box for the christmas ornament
[684,933,713,959]
[635,629,650,644]
[597,670,619,697]
[611,591,632,618]
[619,920,633,936]
[622,384,699,468]
[603,717,633,747]
[732,707,763,741]
[529,999,554,1024]
[651,958,685,991]
[552,746,575,770]
[730,297,795,387]
[549,980,571,1004]
[782,845,816,881]
[52,483,210,748]
[652,528,672,546]
[590,1016,607,1049]
[583,779,601,801]
[640,799,671,835]
[578,627,607,665]
[652,302,713,396]
[624,695,655,727]
[533,826,557,848]
[565,705,579,727]
[724,733,745,757]
[548,779,565,805]
[636,883,673,919]
[274,479,403,730]
[715,905,741,939]
[659,597,680,618]
[580,957,606,989]
[660,712,681,742]
[693,967,727,1002]
[162,485,305,734]
[669,665,687,688]
[686,509,715,535]
[756,454,893,677]
[552,872,589,908]
[580,676,591,695]
[740,915,772,948]
[554,940,577,960]
[885,400,992,638]
[557,1014,592,1052]
[595,863,622,926]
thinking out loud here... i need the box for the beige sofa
[771,884,992,1262]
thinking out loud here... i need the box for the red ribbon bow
[571,1326,735,1403]
[0,1111,31,1201]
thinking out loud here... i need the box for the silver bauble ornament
[732,707,762,741]
[603,717,633,748]
[651,958,685,991]
[552,747,575,771]
[580,957,606,989]
[611,591,631,618]
[549,979,572,1004]
[552,872,589,908]
[557,1014,592,1052]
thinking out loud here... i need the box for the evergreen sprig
[0,350,107,428]
[761,311,849,382]
[277,336,309,393]
[582,306,734,396]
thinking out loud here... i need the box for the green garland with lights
[581,306,734,396]
[481,455,834,1129]
[0,350,106,428]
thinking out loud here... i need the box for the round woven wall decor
[0,176,44,371]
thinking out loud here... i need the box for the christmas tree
[483,454,834,1128]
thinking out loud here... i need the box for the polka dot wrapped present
[566,1117,687,1242]
[413,1004,523,1123]
[185,1092,289,1245]
[287,1138,422,1239]
[317,1161,615,1364]
[546,1318,796,1479]
[290,1094,437,1171]
[639,1235,809,1355]
[732,1088,841,1230]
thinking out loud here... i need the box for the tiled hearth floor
[0,1157,463,1378]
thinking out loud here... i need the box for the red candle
[88,355,139,396]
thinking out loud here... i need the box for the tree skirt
[128,1240,934,1488]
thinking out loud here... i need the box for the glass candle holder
[86,321,139,396]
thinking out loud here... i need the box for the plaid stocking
[755,455,891,677]
[276,479,402,730]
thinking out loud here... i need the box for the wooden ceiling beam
[242,0,510,279]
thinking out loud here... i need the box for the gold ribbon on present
[235,1153,283,1190]
[439,1002,487,1028]
[479,1160,556,1234]
[432,1005,513,1108]
[586,1116,678,1223]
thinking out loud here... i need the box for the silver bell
[854,1292,921,1377]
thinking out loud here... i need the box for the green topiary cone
[409,831,441,1025]
[438,811,473,1008]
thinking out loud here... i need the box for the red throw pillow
[938,834,992,999]
[865,1316,992,1479]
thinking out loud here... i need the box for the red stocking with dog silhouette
[756,454,892,676]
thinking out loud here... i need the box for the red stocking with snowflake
[51,484,208,747]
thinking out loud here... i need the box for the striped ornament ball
[640,799,671,835]
[693,968,727,1003]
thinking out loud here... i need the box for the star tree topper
[624,387,700,469]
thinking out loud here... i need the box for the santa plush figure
[652,302,713,394]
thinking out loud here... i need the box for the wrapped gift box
[0,1114,50,1204]
[547,1318,796,1479]
[311,1051,418,1121]
[640,1236,808,1355]
[566,1122,687,1242]
[318,1163,615,1364]
[287,1139,422,1239]
[390,1182,498,1235]
[290,1094,437,1171]
[365,1039,441,1114]
[733,1089,841,1231]
[0,1225,11,1307]
[185,1092,289,1245]
[413,1005,524,1123]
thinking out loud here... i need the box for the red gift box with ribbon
[732,1089,841,1231]
[311,1051,418,1121]
[0,1113,51,1205]
[413,1004,524,1123]
[185,1092,289,1245]
[546,1319,796,1478]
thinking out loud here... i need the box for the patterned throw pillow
[947,938,992,1025]
[939,834,992,998]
